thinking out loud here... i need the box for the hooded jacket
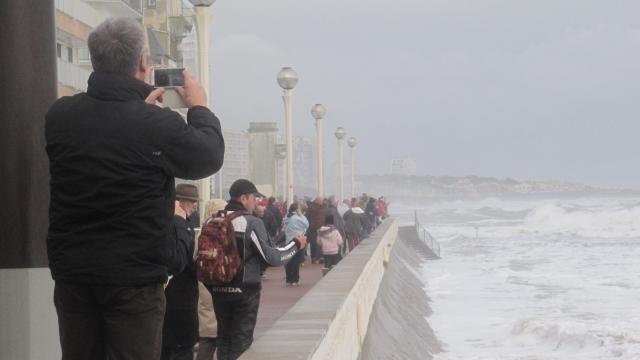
[343,207,367,236]
[45,72,224,286]
[208,200,301,296]
[317,225,343,255]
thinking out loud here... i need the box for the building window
[67,47,73,63]
[56,43,62,58]
[148,0,156,8]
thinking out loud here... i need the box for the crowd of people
[44,16,390,360]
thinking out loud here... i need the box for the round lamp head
[277,67,298,90]
[311,104,327,120]
[335,127,346,140]
[347,137,358,148]
[189,0,216,6]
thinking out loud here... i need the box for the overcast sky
[206,0,640,188]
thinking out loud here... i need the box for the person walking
[343,199,367,252]
[206,179,307,359]
[45,17,224,360]
[305,196,327,263]
[283,202,310,286]
[162,184,201,360]
[327,196,347,256]
[196,198,228,360]
[317,215,343,269]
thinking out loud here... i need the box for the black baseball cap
[229,179,265,199]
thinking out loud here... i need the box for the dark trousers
[160,347,193,360]
[307,228,320,260]
[196,337,217,360]
[213,291,261,360]
[285,248,304,283]
[323,253,341,269]
[54,281,165,360]
[346,232,359,252]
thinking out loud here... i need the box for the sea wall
[360,225,442,359]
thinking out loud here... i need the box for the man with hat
[207,179,307,360]
[162,183,201,360]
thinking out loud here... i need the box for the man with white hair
[45,17,224,359]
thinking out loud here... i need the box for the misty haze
[2,1,640,359]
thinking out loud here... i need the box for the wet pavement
[254,257,325,338]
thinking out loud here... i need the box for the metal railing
[414,211,441,258]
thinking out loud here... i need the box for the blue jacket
[284,213,309,244]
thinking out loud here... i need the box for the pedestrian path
[253,257,325,338]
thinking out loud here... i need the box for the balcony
[57,59,92,92]
[83,0,143,18]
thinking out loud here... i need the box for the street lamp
[277,67,298,204]
[189,0,216,221]
[311,104,326,196]
[347,136,358,199]
[334,127,347,202]
[275,144,287,199]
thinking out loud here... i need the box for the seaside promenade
[254,258,324,338]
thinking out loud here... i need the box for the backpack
[196,211,246,285]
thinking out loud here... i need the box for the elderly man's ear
[136,53,151,83]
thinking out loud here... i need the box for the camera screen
[154,68,185,87]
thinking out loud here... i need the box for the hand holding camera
[177,69,207,108]
[151,68,207,109]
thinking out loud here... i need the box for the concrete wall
[240,218,399,360]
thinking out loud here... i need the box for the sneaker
[292,282,300,287]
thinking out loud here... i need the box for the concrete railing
[240,218,399,360]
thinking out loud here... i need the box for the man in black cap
[207,179,307,360]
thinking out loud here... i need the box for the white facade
[55,0,143,94]
[213,129,249,198]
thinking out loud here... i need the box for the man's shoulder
[46,93,86,118]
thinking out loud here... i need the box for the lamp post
[347,137,358,199]
[189,0,216,220]
[277,67,298,204]
[335,127,346,202]
[311,104,326,196]
[275,144,287,199]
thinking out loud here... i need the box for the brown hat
[175,183,199,201]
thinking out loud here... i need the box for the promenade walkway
[254,257,324,338]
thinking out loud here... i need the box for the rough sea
[393,196,640,360]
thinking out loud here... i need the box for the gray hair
[88,17,145,76]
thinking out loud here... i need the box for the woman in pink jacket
[317,215,344,269]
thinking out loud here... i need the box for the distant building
[248,122,279,196]
[390,157,417,176]
[54,0,144,96]
[143,0,194,68]
[213,129,249,198]
[293,136,314,196]
[54,0,195,97]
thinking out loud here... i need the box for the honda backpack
[196,211,246,285]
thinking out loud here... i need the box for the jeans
[54,281,165,360]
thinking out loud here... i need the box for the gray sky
[207,0,640,188]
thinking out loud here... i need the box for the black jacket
[163,215,199,349]
[45,72,224,286]
[208,200,300,297]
